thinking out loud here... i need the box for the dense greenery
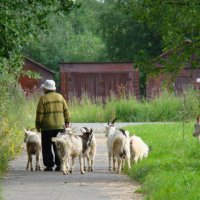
[98,0,162,62]
[0,0,78,69]
[0,86,36,175]
[124,123,200,200]
[24,0,200,76]
[70,88,199,123]
[117,0,200,73]
[24,0,163,69]
[23,0,108,74]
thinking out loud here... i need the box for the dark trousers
[41,130,62,168]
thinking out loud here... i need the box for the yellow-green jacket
[35,91,70,132]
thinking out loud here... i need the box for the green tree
[0,0,79,76]
[98,1,162,62]
[117,0,200,73]
[23,0,107,80]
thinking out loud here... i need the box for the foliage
[117,0,200,74]
[0,85,36,175]
[125,123,200,200]
[23,0,108,79]
[0,0,79,82]
[98,0,162,62]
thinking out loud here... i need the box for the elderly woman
[35,80,70,171]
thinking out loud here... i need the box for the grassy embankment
[124,123,200,200]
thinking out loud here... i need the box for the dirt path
[1,123,143,200]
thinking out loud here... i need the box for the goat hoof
[63,171,67,175]
[84,167,87,170]
[116,171,121,174]
[81,171,85,174]
[88,167,92,172]
[69,170,72,174]
[36,166,40,171]
[31,168,33,171]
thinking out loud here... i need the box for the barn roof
[25,57,55,74]
[59,62,134,73]
[151,40,200,69]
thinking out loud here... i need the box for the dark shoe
[55,166,60,171]
[44,167,53,171]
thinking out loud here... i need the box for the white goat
[103,118,131,174]
[52,128,93,175]
[24,129,41,171]
[129,135,151,164]
[80,127,96,172]
[193,116,200,142]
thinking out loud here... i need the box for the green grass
[69,88,200,122]
[124,123,200,200]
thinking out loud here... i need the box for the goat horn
[83,127,89,132]
[111,117,119,124]
[24,128,28,133]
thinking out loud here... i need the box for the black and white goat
[52,128,93,175]
[80,127,96,172]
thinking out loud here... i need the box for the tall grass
[124,123,200,200]
[0,85,37,175]
[69,88,200,122]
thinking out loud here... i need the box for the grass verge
[124,123,200,200]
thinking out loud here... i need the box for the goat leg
[29,154,33,171]
[26,155,30,170]
[117,157,122,174]
[69,157,75,173]
[83,158,87,171]
[35,154,41,171]
[113,155,116,171]
[91,158,94,171]
[108,153,112,171]
[79,156,84,174]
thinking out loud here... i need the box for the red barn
[59,62,140,100]
[19,58,55,94]
[146,50,200,98]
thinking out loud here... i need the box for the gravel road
[1,123,143,200]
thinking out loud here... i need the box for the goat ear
[90,128,93,134]
[102,123,108,128]
[80,127,87,133]
[125,130,129,137]
[51,137,57,142]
